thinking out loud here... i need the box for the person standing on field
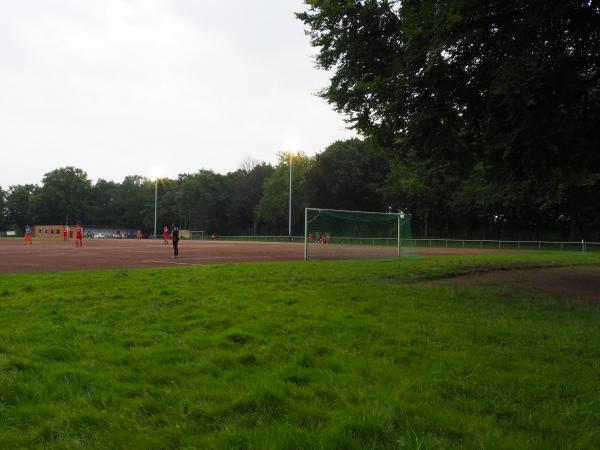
[171,223,180,258]
[75,223,83,248]
[63,225,69,241]
[163,226,169,244]
[23,225,32,244]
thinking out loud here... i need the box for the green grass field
[1,252,599,449]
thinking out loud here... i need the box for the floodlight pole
[288,152,293,240]
[397,212,401,258]
[154,179,158,240]
[304,208,308,260]
[397,215,400,257]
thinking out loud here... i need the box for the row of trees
[1,131,598,239]
[0,139,390,237]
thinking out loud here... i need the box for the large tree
[229,161,275,235]
[305,138,389,211]
[30,167,92,224]
[177,171,232,234]
[6,185,36,231]
[0,187,6,229]
[111,175,154,229]
[298,0,600,239]
[88,179,119,226]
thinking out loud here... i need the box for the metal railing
[404,238,599,252]
[189,235,600,252]
[189,235,305,243]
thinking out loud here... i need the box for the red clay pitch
[0,238,508,274]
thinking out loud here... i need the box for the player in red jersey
[63,225,69,241]
[23,225,33,245]
[163,226,169,244]
[75,223,83,248]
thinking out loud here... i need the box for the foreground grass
[0,252,599,449]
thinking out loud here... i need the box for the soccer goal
[304,208,412,260]
[190,230,206,240]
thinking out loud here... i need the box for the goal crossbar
[304,208,412,260]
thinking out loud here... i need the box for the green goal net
[304,208,413,260]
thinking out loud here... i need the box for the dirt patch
[434,266,600,301]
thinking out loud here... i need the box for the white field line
[0,262,43,267]
[147,260,191,265]
[0,248,172,255]
[145,256,274,263]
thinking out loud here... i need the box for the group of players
[23,223,181,258]
[23,224,84,247]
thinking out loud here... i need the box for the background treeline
[0,139,389,237]
[1,134,599,240]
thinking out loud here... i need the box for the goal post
[190,230,206,240]
[304,208,412,260]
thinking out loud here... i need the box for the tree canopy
[297,0,600,238]
[257,153,313,235]
[305,138,389,211]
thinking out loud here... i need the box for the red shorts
[76,233,82,240]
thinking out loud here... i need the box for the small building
[33,225,135,238]
[33,225,68,238]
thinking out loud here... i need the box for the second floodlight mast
[398,211,405,257]
[288,152,292,240]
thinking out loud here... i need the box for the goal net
[190,230,206,240]
[304,208,412,260]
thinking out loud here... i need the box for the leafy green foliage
[0,187,6,229]
[178,170,232,234]
[305,138,389,211]
[0,162,277,235]
[298,0,600,239]
[257,153,313,234]
[5,184,36,231]
[30,167,92,225]
[229,161,275,235]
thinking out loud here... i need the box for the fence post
[538,241,541,249]
[582,239,585,252]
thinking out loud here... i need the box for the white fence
[404,238,599,252]
[189,235,305,243]
[189,235,600,251]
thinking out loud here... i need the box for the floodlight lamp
[149,164,165,180]
[283,136,301,154]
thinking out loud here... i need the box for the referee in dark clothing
[171,223,180,258]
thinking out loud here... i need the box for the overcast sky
[0,0,355,187]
